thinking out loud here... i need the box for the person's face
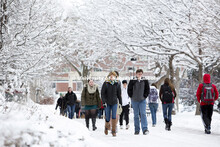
[89,80,94,86]
[136,72,143,79]
[68,88,72,92]
[123,83,127,88]
[110,75,116,81]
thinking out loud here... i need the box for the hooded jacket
[196,74,219,106]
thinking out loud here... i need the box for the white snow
[0,100,220,147]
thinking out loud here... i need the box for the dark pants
[200,105,213,128]
[98,109,104,118]
[119,104,130,126]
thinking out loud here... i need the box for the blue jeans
[67,105,75,119]
[105,104,117,122]
[149,103,158,125]
[131,99,148,133]
[162,103,174,122]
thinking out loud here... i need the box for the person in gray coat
[127,69,150,135]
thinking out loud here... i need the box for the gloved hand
[103,103,107,108]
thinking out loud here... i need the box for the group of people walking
[56,69,219,137]
[55,87,78,119]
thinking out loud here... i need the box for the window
[62,67,71,73]
[93,68,102,72]
[76,82,83,91]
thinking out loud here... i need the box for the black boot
[164,118,169,130]
[92,118,97,131]
[205,125,211,134]
[85,118,89,129]
[167,121,172,131]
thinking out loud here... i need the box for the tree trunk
[0,0,7,51]
[82,63,90,85]
[169,55,175,84]
[174,67,180,112]
[195,43,203,115]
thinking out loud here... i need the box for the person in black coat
[127,69,150,135]
[101,71,122,137]
[55,93,67,116]
[65,87,77,119]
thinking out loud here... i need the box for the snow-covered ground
[76,112,220,147]
[0,99,220,147]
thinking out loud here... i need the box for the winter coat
[127,78,150,102]
[55,97,67,110]
[81,84,101,108]
[196,74,219,106]
[65,91,77,106]
[101,81,122,105]
[159,83,176,104]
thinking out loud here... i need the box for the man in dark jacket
[65,87,77,119]
[196,74,219,134]
[127,69,150,135]
[55,93,67,116]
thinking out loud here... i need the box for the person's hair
[122,80,127,84]
[151,83,157,89]
[136,69,143,74]
[108,71,117,77]
[114,71,119,77]
[88,79,93,83]
[68,87,71,89]
[164,78,174,91]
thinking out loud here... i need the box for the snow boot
[85,118,89,129]
[167,121,172,131]
[205,125,211,134]
[164,118,169,130]
[92,118,97,131]
[112,119,117,137]
[104,121,110,135]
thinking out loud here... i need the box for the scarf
[87,84,98,94]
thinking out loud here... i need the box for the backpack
[162,85,173,103]
[201,83,215,104]
[148,88,158,103]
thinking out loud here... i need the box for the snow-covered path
[74,111,220,147]
[1,101,220,147]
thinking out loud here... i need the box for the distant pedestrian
[159,78,176,131]
[148,83,159,127]
[55,93,67,116]
[65,87,77,119]
[196,74,219,134]
[120,80,130,130]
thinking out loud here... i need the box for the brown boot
[104,122,110,135]
[112,119,117,137]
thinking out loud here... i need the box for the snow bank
[0,101,104,147]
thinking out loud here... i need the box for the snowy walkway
[1,102,220,147]
[74,111,220,147]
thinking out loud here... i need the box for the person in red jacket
[196,74,219,134]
